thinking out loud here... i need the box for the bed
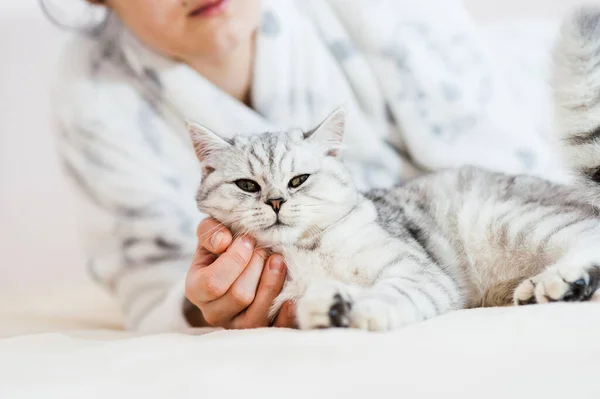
[2,280,600,398]
[2,2,598,398]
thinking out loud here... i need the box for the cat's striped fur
[189,7,600,330]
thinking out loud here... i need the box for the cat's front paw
[296,282,412,331]
[296,282,355,329]
[348,297,410,331]
[514,264,600,305]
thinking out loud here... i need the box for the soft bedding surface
[2,283,600,398]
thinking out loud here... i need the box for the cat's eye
[235,179,261,193]
[288,174,310,188]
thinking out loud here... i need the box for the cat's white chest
[270,201,394,310]
[280,245,367,283]
[275,245,364,305]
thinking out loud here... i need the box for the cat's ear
[304,107,346,157]
[186,121,231,163]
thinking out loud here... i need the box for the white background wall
[0,0,86,292]
[0,0,587,293]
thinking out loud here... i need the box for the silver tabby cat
[188,8,600,330]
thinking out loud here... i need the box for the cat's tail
[554,6,600,201]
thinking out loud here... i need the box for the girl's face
[104,0,261,60]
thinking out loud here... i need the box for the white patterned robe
[53,0,565,331]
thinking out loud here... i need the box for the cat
[187,7,600,331]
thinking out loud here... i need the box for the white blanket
[2,284,600,399]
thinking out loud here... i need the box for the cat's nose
[266,198,286,213]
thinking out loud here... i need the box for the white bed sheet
[2,282,600,399]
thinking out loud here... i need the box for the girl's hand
[185,218,296,329]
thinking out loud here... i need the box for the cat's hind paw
[514,264,600,305]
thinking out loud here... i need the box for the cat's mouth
[266,219,290,230]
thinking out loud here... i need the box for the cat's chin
[253,225,304,246]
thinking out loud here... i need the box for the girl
[46,0,563,331]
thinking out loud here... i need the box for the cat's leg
[296,257,462,331]
[347,258,462,330]
[514,241,600,305]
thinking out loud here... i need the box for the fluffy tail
[554,6,600,200]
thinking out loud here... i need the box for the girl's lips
[188,0,230,18]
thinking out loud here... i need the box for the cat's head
[187,108,359,245]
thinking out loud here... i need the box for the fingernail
[210,232,223,250]
[269,256,285,274]
[242,235,254,249]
